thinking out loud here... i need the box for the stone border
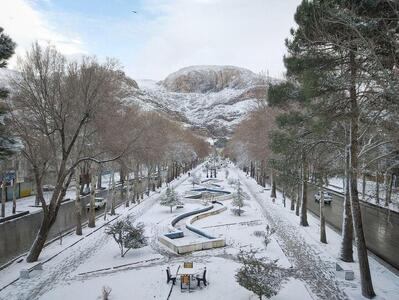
[159,202,227,254]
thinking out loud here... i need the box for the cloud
[0,0,87,66]
[128,0,300,80]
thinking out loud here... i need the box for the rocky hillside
[128,65,274,137]
[0,66,275,137]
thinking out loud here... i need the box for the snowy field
[0,163,398,300]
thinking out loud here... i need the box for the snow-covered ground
[0,163,398,300]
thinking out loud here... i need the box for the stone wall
[0,187,124,266]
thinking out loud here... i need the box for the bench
[164,230,184,239]
[336,263,354,281]
[20,262,43,279]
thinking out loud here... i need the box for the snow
[2,189,76,217]
[326,177,399,213]
[1,173,122,219]
[0,162,398,300]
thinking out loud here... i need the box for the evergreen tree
[232,181,245,216]
[236,251,288,300]
[0,27,16,158]
[269,1,399,297]
[160,186,182,213]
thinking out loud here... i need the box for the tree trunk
[97,167,102,189]
[88,170,96,228]
[75,170,82,235]
[387,173,393,206]
[320,188,327,244]
[27,171,73,262]
[0,179,5,217]
[110,171,116,215]
[340,146,354,262]
[290,189,295,211]
[26,213,53,262]
[348,50,375,298]
[300,155,309,226]
[295,184,301,216]
[12,178,17,214]
[270,169,276,199]
[282,189,286,208]
[362,170,366,200]
[126,172,130,207]
[384,171,391,207]
[157,163,162,188]
[375,165,379,204]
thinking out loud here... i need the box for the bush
[106,218,147,257]
[231,208,245,216]
[236,251,288,299]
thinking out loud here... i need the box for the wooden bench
[20,262,43,279]
[336,263,354,281]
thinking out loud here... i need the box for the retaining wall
[0,187,124,266]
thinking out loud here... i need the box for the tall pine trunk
[1,181,5,218]
[300,155,309,226]
[349,50,375,298]
[295,184,301,216]
[270,169,276,199]
[319,187,327,243]
[340,146,354,262]
[12,178,17,214]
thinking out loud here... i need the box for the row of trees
[227,1,399,298]
[0,32,210,262]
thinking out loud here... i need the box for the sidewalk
[235,167,399,300]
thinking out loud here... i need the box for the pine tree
[232,181,244,216]
[269,1,399,297]
[0,27,16,159]
[160,186,182,213]
[236,251,288,300]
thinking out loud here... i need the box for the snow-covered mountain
[128,65,274,137]
[0,65,275,137]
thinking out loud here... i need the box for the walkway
[234,167,348,300]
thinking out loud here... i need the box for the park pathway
[234,166,348,300]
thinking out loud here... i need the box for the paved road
[307,185,399,271]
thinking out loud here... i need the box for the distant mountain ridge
[127,65,276,137]
[0,65,277,138]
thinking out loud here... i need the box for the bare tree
[8,43,130,262]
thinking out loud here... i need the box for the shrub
[106,218,147,257]
[236,251,288,299]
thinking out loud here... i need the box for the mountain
[0,66,275,137]
[127,65,274,137]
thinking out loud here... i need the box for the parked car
[86,197,106,209]
[42,184,55,191]
[314,191,333,205]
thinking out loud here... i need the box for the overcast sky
[1,0,301,80]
